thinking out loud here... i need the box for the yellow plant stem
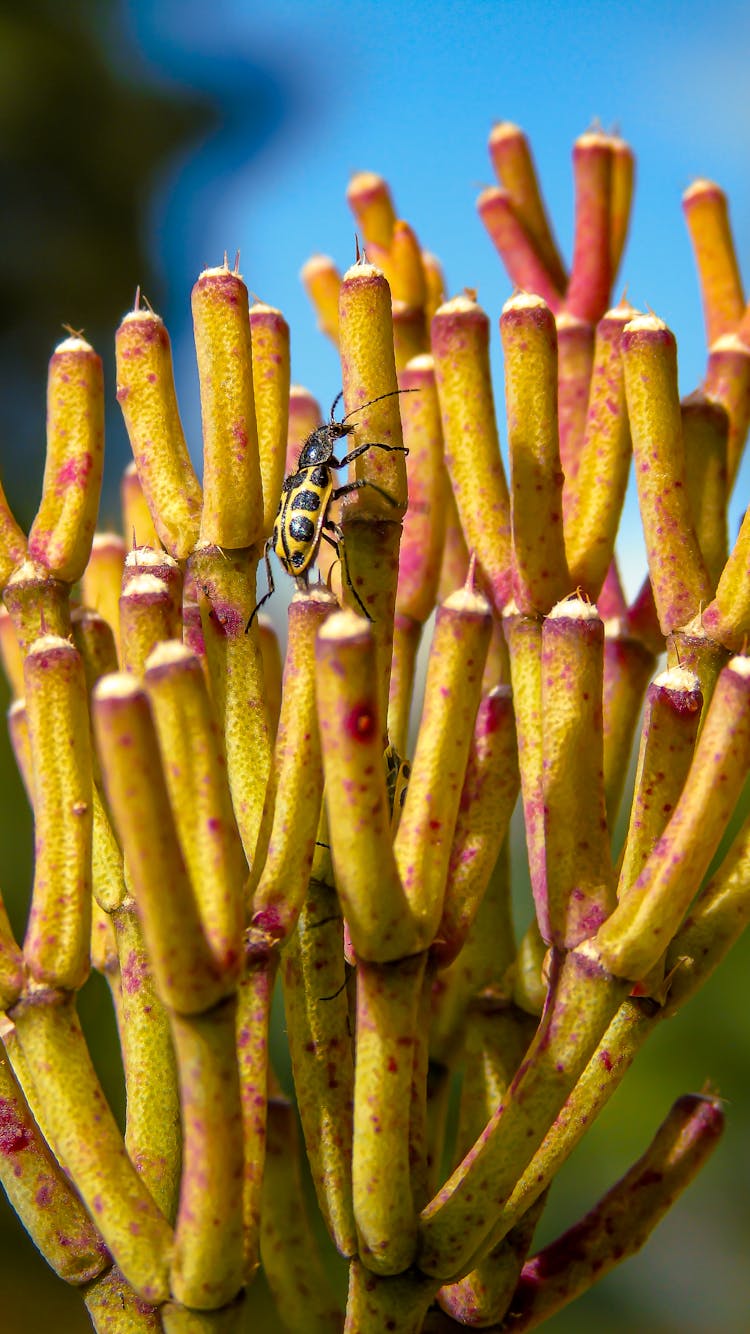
[193,266,263,549]
[704,332,750,491]
[432,688,518,966]
[83,534,127,654]
[346,170,397,248]
[431,295,512,614]
[617,667,703,897]
[113,900,181,1223]
[0,478,26,588]
[682,389,729,589]
[664,803,750,1014]
[503,607,546,937]
[542,600,615,947]
[170,997,245,1309]
[0,1035,107,1284]
[422,251,446,325]
[438,1010,542,1326]
[353,950,426,1273]
[339,262,407,516]
[115,306,202,560]
[666,620,729,716]
[501,293,569,613]
[565,131,613,324]
[430,845,514,1068]
[10,990,173,1302]
[249,301,290,536]
[300,255,341,346]
[260,1086,342,1334]
[417,948,627,1280]
[121,459,161,549]
[250,588,333,935]
[189,543,272,870]
[701,488,750,649]
[389,612,422,757]
[23,635,92,990]
[92,674,229,1014]
[391,220,429,306]
[4,559,71,654]
[83,1266,162,1332]
[508,1095,723,1330]
[28,335,104,582]
[122,545,183,617]
[161,1300,246,1334]
[481,998,653,1256]
[682,179,744,345]
[438,486,470,601]
[393,302,429,371]
[287,384,323,471]
[512,919,548,1017]
[622,314,711,632]
[395,585,492,947]
[337,262,407,716]
[235,953,277,1279]
[345,1259,439,1334]
[145,641,246,974]
[281,878,356,1255]
[564,304,634,598]
[555,312,594,482]
[119,573,182,677]
[488,122,566,290]
[396,354,446,622]
[315,610,413,960]
[592,656,750,979]
[601,618,657,828]
[0,604,24,696]
[257,614,282,739]
[609,136,635,279]
[0,884,23,1008]
[476,188,563,312]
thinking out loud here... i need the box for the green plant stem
[169,997,244,1309]
[282,879,356,1256]
[417,949,627,1279]
[344,1259,439,1334]
[260,1087,342,1333]
[83,1265,162,1333]
[0,1038,107,1284]
[10,989,173,1302]
[354,951,427,1272]
[113,900,181,1222]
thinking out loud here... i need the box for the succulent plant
[0,122,748,1331]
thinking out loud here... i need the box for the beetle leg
[331,440,409,469]
[331,478,399,507]
[245,540,275,631]
[324,519,373,621]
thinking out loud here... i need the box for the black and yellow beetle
[246,388,413,628]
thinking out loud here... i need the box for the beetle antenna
[340,387,418,424]
[329,390,345,422]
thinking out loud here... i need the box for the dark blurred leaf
[0,0,217,523]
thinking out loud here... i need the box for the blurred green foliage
[0,0,216,529]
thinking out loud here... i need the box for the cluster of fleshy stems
[0,121,750,1333]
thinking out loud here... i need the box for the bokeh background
[1,0,750,1329]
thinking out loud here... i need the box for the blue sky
[122,0,750,595]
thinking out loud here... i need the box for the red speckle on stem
[121,949,146,995]
[344,703,376,742]
[0,1100,32,1155]
[55,453,93,493]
